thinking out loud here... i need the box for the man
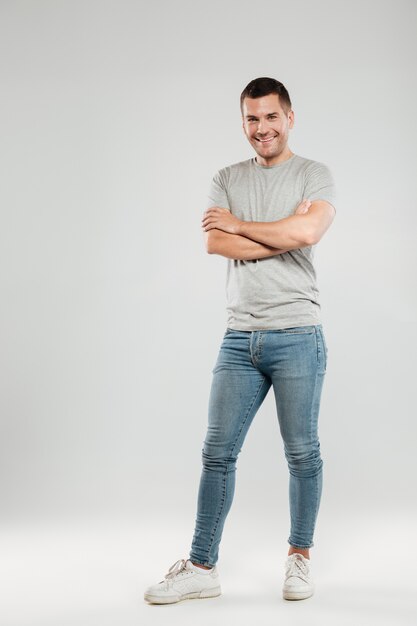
[144,77,336,605]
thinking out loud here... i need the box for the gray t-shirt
[206,153,336,331]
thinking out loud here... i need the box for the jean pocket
[221,328,236,342]
[317,327,328,371]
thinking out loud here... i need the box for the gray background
[1,1,416,625]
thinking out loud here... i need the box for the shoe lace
[286,555,310,583]
[165,559,188,580]
[158,559,189,588]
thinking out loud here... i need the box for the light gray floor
[1,512,416,626]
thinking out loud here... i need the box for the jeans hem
[189,556,216,568]
[288,540,314,549]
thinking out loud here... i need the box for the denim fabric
[189,324,327,567]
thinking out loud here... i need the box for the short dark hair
[240,77,292,115]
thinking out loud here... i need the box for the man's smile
[256,135,277,143]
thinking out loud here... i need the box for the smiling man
[144,77,336,605]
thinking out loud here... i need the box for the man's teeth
[258,136,276,143]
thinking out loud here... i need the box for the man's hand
[294,199,312,215]
[202,207,243,234]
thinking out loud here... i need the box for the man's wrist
[235,219,247,236]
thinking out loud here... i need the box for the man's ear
[288,109,295,129]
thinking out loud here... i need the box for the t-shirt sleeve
[303,161,337,212]
[206,169,230,210]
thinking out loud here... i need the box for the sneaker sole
[283,588,314,601]
[144,586,222,605]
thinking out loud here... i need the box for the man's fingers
[202,217,216,228]
[203,207,227,218]
[295,198,312,214]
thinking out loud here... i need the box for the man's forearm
[237,214,312,249]
[235,201,336,248]
[203,200,336,249]
[205,229,297,260]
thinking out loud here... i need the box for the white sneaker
[144,558,222,604]
[282,553,314,600]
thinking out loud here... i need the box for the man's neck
[256,149,294,167]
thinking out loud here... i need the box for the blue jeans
[189,324,327,567]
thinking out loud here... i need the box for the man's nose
[257,119,268,134]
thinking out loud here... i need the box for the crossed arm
[202,199,335,260]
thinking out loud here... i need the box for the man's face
[241,94,294,165]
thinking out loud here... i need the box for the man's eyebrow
[245,112,279,118]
